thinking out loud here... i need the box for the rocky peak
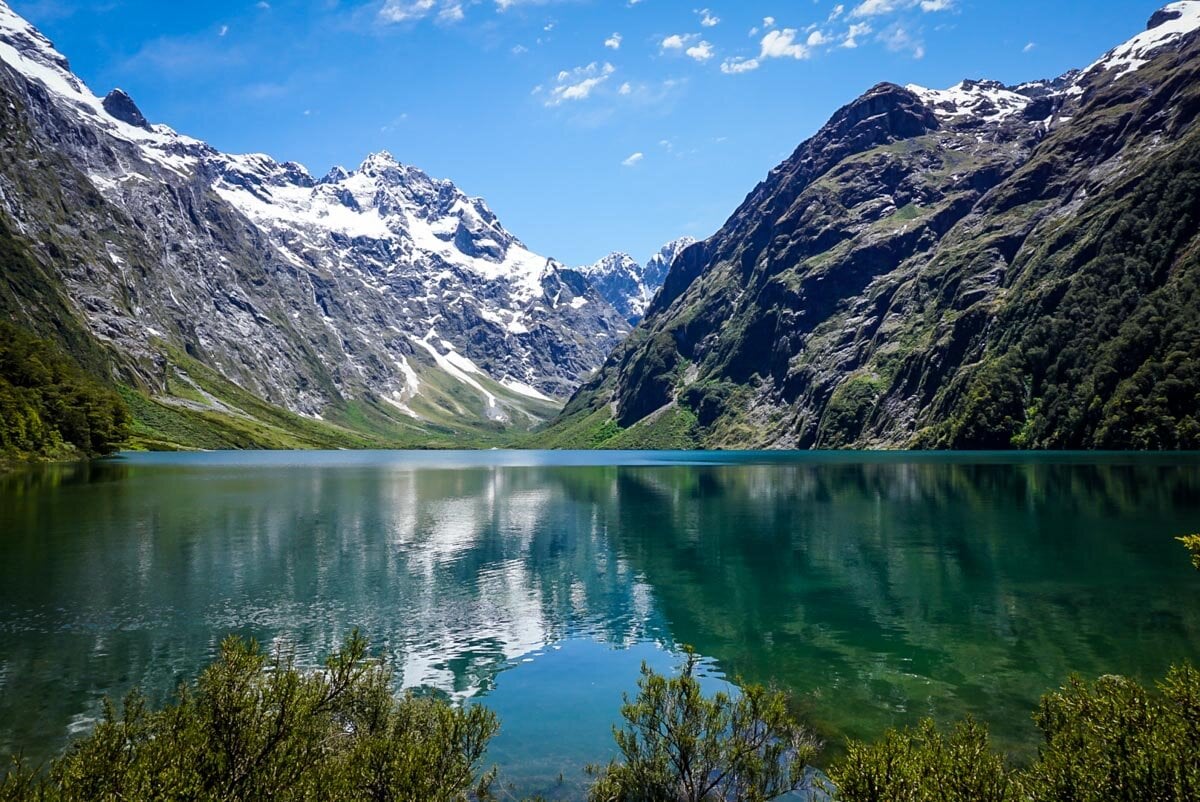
[831,82,940,142]
[578,240,696,325]
[101,88,150,130]
[320,165,350,184]
[644,237,698,287]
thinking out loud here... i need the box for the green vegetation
[1,633,498,802]
[1181,535,1200,571]
[588,649,820,802]
[817,375,885,448]
[828,666,1200,802]
[828,718,1014,802]
[0,321,129,461]
[3,634,1200,801]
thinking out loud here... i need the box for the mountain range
[541,1,1200,451]
[3,1,1199,453]
[0,0,639,450]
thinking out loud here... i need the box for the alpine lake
[2,450,1199,799]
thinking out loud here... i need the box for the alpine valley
[3,1,1200,455]
[542,2,1200,451]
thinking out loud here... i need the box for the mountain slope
[578,237,697,324]
[0,0,629,450]
[541,2,1200,451]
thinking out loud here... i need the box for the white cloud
[512,44,529,54]
[763,16,776,28]
[543,61,616,106]
[661,33,697,50]
[851,0,953,16]
[605,32,622,49]
[618,81,632,94]
[851,0,899,15]
[829,4,845,20]
[879,24,925,58]
[438,3,464,22]
[722,22,822,74]
[698,8,720,27]
[218,24,229,36]
[720,56,760,74]
[686,40,715,61]
[1023,41,1036,53]
[622,152,644,167]
[842,21,872,47]
[379,0,436,22]
[759,28,810,60]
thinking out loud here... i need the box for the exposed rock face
[0,0,629,434]
[101,89,149,130]
[579,236,697,324]
[548,2,1200,450]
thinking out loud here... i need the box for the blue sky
[9,0,1170,266]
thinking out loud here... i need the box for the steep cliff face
[0,1,629,447]
[545,2,1200,450]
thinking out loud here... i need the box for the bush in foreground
[1,631,497,802]
[587,649,821,802]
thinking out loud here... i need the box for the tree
[588,649,820,802]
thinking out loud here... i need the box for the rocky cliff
[543,2,1200,450]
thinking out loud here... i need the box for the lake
[2,450,1199,798]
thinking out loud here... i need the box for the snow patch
[1085,1,1200,79]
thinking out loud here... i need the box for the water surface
[2,450,1199,798]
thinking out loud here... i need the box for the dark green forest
[0,321,129,461]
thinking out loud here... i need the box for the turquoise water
[2,450,1199,798]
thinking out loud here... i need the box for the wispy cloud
[879,23,925,58]
[697,8,720,27]
[851,0,954,17]
[377,0,466,25]
[605,32,622,49]
[621,151,644,166]
[539,61,616,106]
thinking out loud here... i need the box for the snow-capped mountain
[0,0,629,435]
[578,237,697,324]
[547,2,1200,450]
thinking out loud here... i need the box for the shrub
[10,632,498,802]
[587,649,821,802]
[1023,665,1200,802]
[825,718,1015,802]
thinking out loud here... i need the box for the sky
[7,0,1174,266]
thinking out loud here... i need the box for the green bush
[587,649,820,802]
[1024,666,1200,802]
[3,632,498,802]
[825,718,1015,802]
[825,665,1200,802]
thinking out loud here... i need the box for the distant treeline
[0,321,128,460]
